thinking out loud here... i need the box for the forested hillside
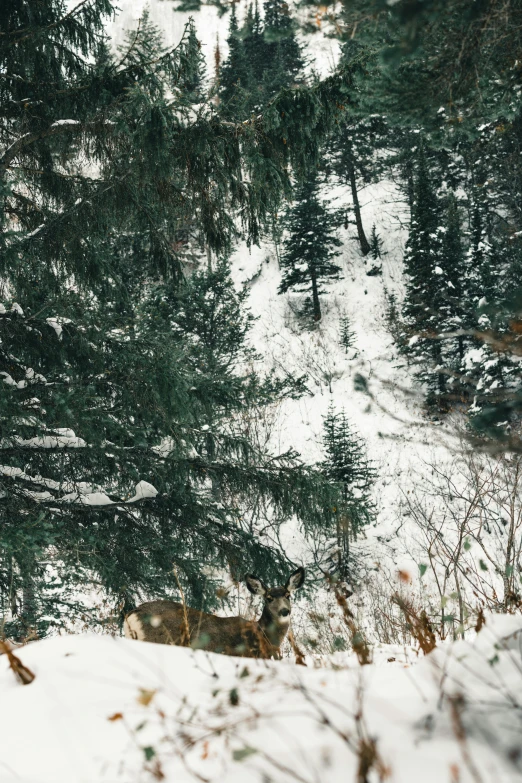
[1,2,522,780]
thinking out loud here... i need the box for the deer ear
[286,567,305,592]
[245,575,267,596]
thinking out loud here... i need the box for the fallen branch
[0,640,35,685]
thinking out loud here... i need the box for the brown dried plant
[0,639,35,685]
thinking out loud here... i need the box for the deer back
[124,599,278,658]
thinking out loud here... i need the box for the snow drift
[1,613,521,782]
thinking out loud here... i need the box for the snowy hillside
[3,2,522,782]
[230,178,459,607]
[2,613,522,782]
[103,0,507,638]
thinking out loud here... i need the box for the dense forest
[1,0,522,641]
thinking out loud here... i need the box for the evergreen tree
[243,2,267,109]
[329,121,371,256]
[327,44,389,257]
[321,404,375,583]
[262,0,304,97]
[435,192,468,400]
[401,144,448,409]
[339,314,356,353]
[219,4,249,118]
[219,0,304,119]
[465,232,522,427]
[366,223,385,276]
[0,2,348,638]
[278,175,342,321]
[369,224,384,261]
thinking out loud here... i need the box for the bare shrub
[405,450,522,637]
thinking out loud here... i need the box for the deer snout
[279,608,290,617]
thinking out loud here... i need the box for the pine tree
[328,45,389,258]
[219,0,304,119]
[330,125,371,256]
[465,230,522,427]
[401,143,449,409]
[369,224,384,261]
[366,224,385,276]
[262,0,304,98]
[434,192,468,401]
[278,174,342,321]
[321,404,375,582]
[242,2,267,109]
[0,2,346,638]
[219,4,250,118]
[339,314,356,353]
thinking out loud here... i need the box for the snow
[1,613,521,782]
[126,480,159,503]
[61,490,114,506]
[11,432,87,449]
[2,5,516,780]
[46,317,64,339]
[51,119,81,127]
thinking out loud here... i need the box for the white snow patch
[126,480,159,502]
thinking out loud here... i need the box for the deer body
[124,568,305,659]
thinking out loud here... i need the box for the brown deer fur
[124,568,305,659]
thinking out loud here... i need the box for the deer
[123,567,305,659]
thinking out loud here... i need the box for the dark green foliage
[401,143,448,407]
[278,174,342,321]
[219,4,250,118]
[465,234,522,428]
[0,1,353,637]
[289,0,522,441]
[321,404,375,582]
[262,0,303,95]
[328,114,387,257]
[369,224,384,262]
[339,314,356,353]
[366,224,385,276]
[219,0,304,119]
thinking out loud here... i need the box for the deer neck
[257,605,290,650]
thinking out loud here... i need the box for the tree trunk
[405,157,414,212]
[337,511,351,584]
[347,160,370,256]
[310,268,321,321]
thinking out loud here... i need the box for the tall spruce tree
[321,404,375,583]
[401,144,449,409]
[262,0,304,98]
[219,4,249,118]
[278,174,342,321]
[0,1,350,638]
[435,192,468,401]
[219,0,303,119]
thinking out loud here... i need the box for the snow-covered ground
[230,177,459,601]
[3,6,519,783]
[110,0,458,592]
[2,612,522,782]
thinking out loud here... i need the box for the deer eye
[266,595,274,602]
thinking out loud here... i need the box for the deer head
[245,567,305,641]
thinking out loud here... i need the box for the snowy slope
[230,178,456,590]
[107,0,340,76]
[107,0,465,621]
[1,614,522,782]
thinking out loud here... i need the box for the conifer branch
[0,119,114,173]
